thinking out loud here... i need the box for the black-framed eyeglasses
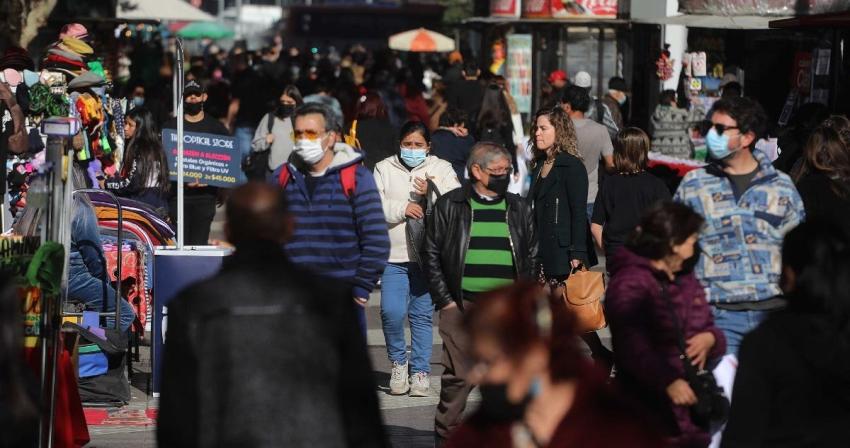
[483,166,513,176]
[712,123,739,135]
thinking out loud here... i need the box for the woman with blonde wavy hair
[528,106,588,280]
[528,106,614,368]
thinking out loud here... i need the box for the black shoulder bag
[406,178,440,271]
[660,281,730,432]
[242,112,274,181]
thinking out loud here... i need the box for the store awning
[769,11,850,28]
[463,16,628,26]
[117,0,216,22]
[634,14,789,30]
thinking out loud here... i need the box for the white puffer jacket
[373,154,461,263]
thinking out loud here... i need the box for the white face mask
[294,138,326,165]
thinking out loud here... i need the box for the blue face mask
[400,147,427,167]
[132,96,145,107]
[706,127,733,160]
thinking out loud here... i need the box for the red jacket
[446,366,664,448]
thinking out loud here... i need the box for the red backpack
[277,163,358,199]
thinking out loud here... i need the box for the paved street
[86,285,611,447]
[86,290,466,448]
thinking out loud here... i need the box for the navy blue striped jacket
[273,144,390,299]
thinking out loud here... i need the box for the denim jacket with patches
[674,150,805,304]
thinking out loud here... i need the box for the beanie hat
[0,47,35,71]
[573,71,592,88]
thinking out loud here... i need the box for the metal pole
[176,39,185,249]
[597,26,605,101]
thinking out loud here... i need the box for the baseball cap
[183,79,205,96]
[548,69,567,84]
[573,71,592,88]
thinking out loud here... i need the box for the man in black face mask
[250,86,301,175]
[163,79,231,245]
[423,141,539,445]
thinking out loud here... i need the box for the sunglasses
[291,129,326,141]
[711,123,739,135]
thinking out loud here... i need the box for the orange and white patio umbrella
[389,28,455,53]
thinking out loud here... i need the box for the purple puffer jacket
[606,247,726,446]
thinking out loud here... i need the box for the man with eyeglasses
[423,142,538,445]
[272,103,389,335]
[674,97,804,356]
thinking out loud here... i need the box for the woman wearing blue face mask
[373,121,461,397]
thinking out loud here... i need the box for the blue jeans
[68,265,136,332]
[712,307,770,356]
[380,262,433,374]
[234,126,254,162]
[586,203,594,223]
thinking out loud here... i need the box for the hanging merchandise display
[656,44,674,81]
[507,34,533,115]
[551,0,617,18]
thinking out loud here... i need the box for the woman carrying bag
[606,201,727,448]
[373,121,460,397]
[527,107,611,370]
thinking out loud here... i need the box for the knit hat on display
[67,71,105,90]
[59,23,89,41]
[61,37,94,56]
[0,47,35,71]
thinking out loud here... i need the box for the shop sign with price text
[162,129,246,188]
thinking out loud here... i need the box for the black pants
[169,194,217,245]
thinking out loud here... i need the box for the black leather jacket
[423,185,539,311]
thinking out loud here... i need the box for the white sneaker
[409,372,430,397]
[389,361,410,395]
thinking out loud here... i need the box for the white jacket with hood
[373,154,461,263]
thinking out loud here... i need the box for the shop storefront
[464,0,627,122]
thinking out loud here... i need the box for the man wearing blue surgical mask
[674,97,805,356]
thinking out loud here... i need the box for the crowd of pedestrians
[4,32,848,447]
[146,42,849,447]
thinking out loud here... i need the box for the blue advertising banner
[161,129,246,188]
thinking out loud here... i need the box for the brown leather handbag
[563,266,607,333]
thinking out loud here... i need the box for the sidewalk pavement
[85,241,611,447]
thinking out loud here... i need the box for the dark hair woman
[105,107,170,214]
[251,84,303,173]
[606,201,726,448]
[722,220,850,447]
[372,120,460,397]
[354,92,398,170]
[477,83,517,171]
[527,106,612,370]
[591,127,671,259]
[792,116,850,229]
[446,281,664,448]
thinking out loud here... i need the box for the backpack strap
[277,163,291,188]
[266,112,275,134]
[339,164,358,199]
[595,98,604,123]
